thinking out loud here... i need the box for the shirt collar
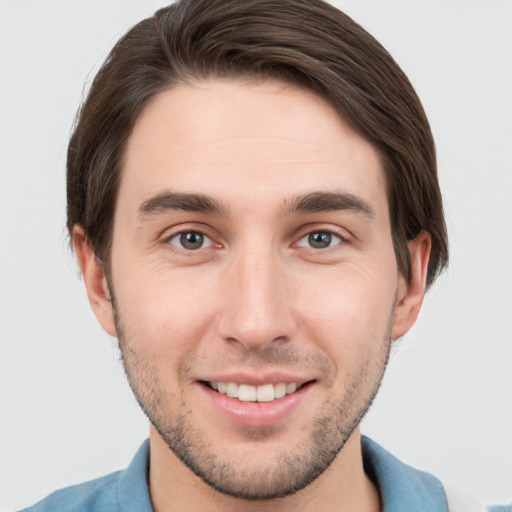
[362,435,448,512]
[118,439,153,512]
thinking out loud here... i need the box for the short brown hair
[67,0,448,286]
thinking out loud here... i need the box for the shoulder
[361,436,511,512]
[18,471,122,512]
[17,440,152,512]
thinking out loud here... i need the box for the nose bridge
[216,238,294,351]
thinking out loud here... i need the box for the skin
[74,79,431,512]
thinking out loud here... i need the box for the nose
[215,244,297,352]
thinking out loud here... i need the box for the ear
[72,226,117,337]
[391,231,431,340]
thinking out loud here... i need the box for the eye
[168,231,213,251]
[297,231,343,249]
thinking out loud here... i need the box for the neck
[149,427,381,512]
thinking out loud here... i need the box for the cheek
[294,263,397,356]
[112,263,219,364]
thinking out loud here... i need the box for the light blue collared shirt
[20,437,510,512]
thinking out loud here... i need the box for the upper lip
[197,371,314,386]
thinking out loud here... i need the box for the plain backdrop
[1,0,511,509]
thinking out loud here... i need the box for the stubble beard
[110,288,392,500]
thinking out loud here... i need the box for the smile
[208,381,304,402]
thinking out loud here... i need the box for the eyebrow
[138,192,229,219]
[137,190,374,220]
[286,191,375,218]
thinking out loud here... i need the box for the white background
[1,1,511,509]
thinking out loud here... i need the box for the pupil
[309,232,331,249]
[180,232,203,250]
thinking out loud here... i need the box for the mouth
[198,378,316,428]
[204,380,311,403]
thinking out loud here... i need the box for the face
[81,79,426,500]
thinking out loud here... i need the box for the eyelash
[165,229,216,251]
[296,229,345,250]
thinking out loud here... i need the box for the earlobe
[391,231,431,340]
[72,226,117,337]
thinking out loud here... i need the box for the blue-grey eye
[169,231,208,250]
[298,231,342,249]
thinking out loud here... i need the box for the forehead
[119,79,387,217]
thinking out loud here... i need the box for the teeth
[274,382,287,399]
[226,382,238,398]
[238,384,257,402]
[256,383,274,402]
[210,381,302,402]
[286,383,297,394]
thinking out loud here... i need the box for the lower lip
[198,383,312,428]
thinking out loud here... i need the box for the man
[17,1,509,511]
